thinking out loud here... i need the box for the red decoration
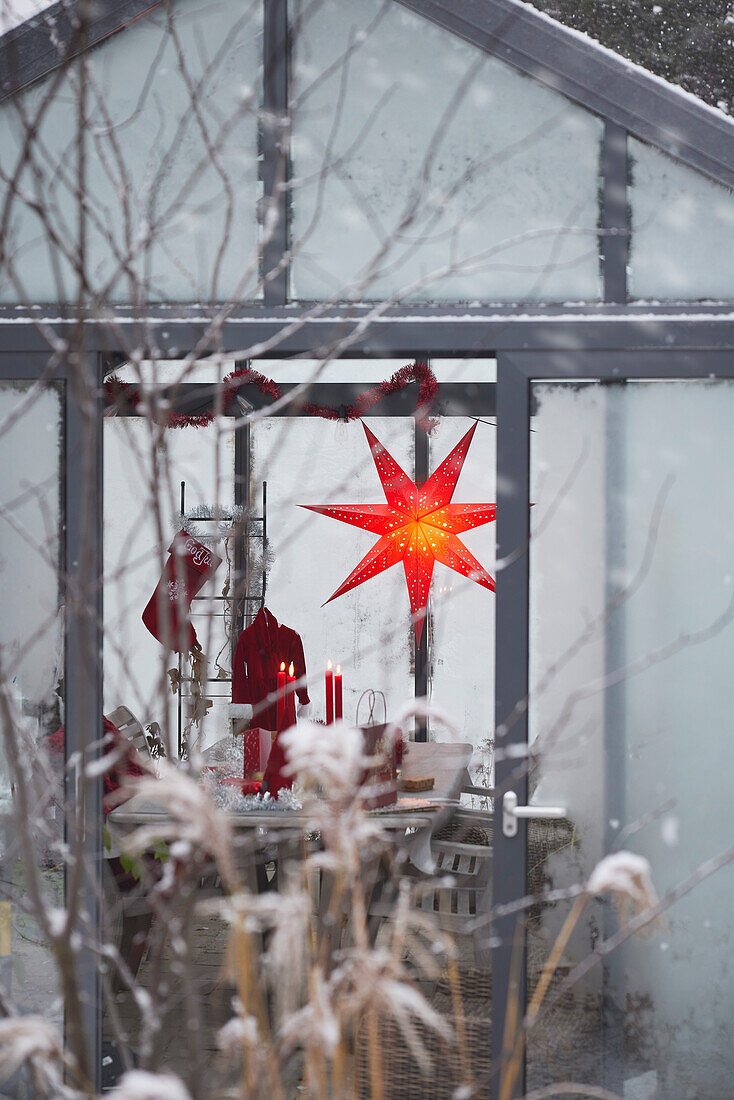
[241,728,271,778]
[302,422,496,641]
[232,608,309,729]
[104,362,438,432]
[141,531,221,652]
[105,366,282,428]
[48,717,145,816]
[302,362,438,433]
[287,662,296,711]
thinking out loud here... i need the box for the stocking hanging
[142,531,221,652]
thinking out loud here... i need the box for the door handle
[502,790,567,837]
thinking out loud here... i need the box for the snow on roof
[521,0,734,127]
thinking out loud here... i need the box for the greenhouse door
[492,352,734,1100]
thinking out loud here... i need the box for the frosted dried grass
[0,1017,64,1087]
[587,850,660,923]
[119,762,235,887]
[279,968,340,1058]
[228,879,313,1021]
[332,947,450,1071]
[388,697,459,741]
[106,1069,192,1100]
[281,718,365,795]
[217,1013,259,1055]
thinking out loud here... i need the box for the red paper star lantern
[301,422,496,640]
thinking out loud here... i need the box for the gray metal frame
[64,352,104,1088]
[492,348,734,1099]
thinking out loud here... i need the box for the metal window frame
[492,347,734,1100]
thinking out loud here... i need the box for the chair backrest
[106,705,151,759]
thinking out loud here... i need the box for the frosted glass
[290,0,602,303]
[0,380,62,1022]
[250,417,414,729]
[0,382,62,708]
[429,417,494,757]
[249,358,497,384]
[0,0,261,304]
[528,379,734,1097]
[630,138,734,300]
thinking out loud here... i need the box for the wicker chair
[354,964,492,1099]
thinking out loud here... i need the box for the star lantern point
[301,421,496,640]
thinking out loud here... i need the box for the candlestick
[277,661,286,732]
[335,664,343,721]
[325,658,334,725]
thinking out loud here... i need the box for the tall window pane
[629,138,734,301]
[528,378,734,1097]
[0,0,261,305]
[291,0,603,303]
[0,380,63,1025]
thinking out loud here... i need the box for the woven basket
[434,966,492,1004]
[354,1011,491,1100]
[354,964,492,1099]
[433,820,492,847]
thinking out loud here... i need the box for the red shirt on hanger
[232,606,309,731]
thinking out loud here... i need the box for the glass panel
[0,379,63,1023]
[429,415,495,775]
[629,138,734,300]
[529,378,734,1097]
[0,0,261,305]
[250,416,415,728]
[290,0,603,303]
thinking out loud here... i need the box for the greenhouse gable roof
[2,0,734,189]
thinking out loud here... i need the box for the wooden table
[107,740,475,880]
[109,739,471,826]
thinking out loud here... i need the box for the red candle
[277,661,286,732]
[325,659,334,725]
[335,664,343,721]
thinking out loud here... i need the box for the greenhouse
[0,0,733,1097]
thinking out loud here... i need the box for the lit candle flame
[336,664,341,675]
[280,661,286,672]
[288,662,294,676]
[327,658,332,671]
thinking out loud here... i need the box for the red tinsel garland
[104,361,437,431]
[302,361,438,432]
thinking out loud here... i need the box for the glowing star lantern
[301,422,496,641]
